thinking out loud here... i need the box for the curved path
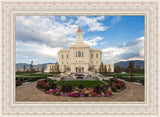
[16,81,144,101]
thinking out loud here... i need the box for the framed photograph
[1,0,159,116]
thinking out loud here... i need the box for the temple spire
[76,27,84,44]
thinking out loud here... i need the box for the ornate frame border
[1,0,159,116]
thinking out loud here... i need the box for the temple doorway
[76,66,84,73]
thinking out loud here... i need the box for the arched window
[78,51,81,57]
[62,54,63,58]
[91,54,93,58]
[96,54,98,58]
[82,51,83,57]
[76,52,77,57]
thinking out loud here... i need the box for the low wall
[47,77,61,81]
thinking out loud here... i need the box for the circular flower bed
[36,79,114,98]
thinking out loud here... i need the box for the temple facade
[57,28,114,73]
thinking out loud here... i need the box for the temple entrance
[75,66,84,73]
[78,67,81,73]
[82,67,84,73]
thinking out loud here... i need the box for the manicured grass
[23,73,52,77]
[16,72,59,77]
[56,80,105,88]
[102,72,144,79]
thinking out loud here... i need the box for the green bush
[78,84,84,89]
[111,84,117,92]
[61,84,73,92]
[105,80,112,86]
[50,82,57,89]
[94,85,102,94]
[101,85,107,94]
[42,83,50,90]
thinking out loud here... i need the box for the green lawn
[16,72,60,80]
[103,72,144,79]
[16,72,57,77]
[56,80,105,88]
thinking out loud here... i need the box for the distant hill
[114,60,144,68]
[16,63,55,71]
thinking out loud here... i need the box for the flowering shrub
[109,78,126,91]
[78,83,84,89]
[111,84,117,91]
[37,80,114,98]
[110,78,118,83]
[42,83,50,90]
[41,86,113,98]
[36,80,46,89]
[36,79,57,90]
[61,84,73,92]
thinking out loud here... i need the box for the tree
[104,65,107,73]
[108,64,111,73]
[115,65,121,74]
[41,66,45,78]
[23,65,26,72]
[128,61,134,78]
[99,62,103,73]
[135,65,140,73]
[30,60,33,77]
[42,66,45,73]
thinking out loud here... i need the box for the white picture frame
[1,0,159,116]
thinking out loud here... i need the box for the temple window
[78,51,81,57]
[96,54,98,58]
[91,54,93,58]
[76,52,77,57]
[66,54,68,58]
[82,51,83,57]
[62,54,63,58]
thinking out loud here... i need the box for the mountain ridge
[114,60,144,68]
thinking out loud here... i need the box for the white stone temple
[56,28,114,73]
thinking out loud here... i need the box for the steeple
[76,27,84,44]
[77,27,82,32]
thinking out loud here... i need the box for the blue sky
[16,16,144,64]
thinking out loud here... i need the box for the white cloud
[110,16,122,24]
[16,41,62,63]
[16,16,78,49]
[60,16,66,21]
[84,37,103,47]
[100,41,108,45]
[102,37,144,64]
[76,16,109,31]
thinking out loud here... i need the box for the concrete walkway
[16,81,144,102]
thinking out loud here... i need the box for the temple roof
[77,27,82,32]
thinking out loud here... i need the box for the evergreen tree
[30,60,33,77]
[108,64,111,73]
[128,61,134,78]
[23,65,26,72]
[104,65,107,73]
[115,65,121,74]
